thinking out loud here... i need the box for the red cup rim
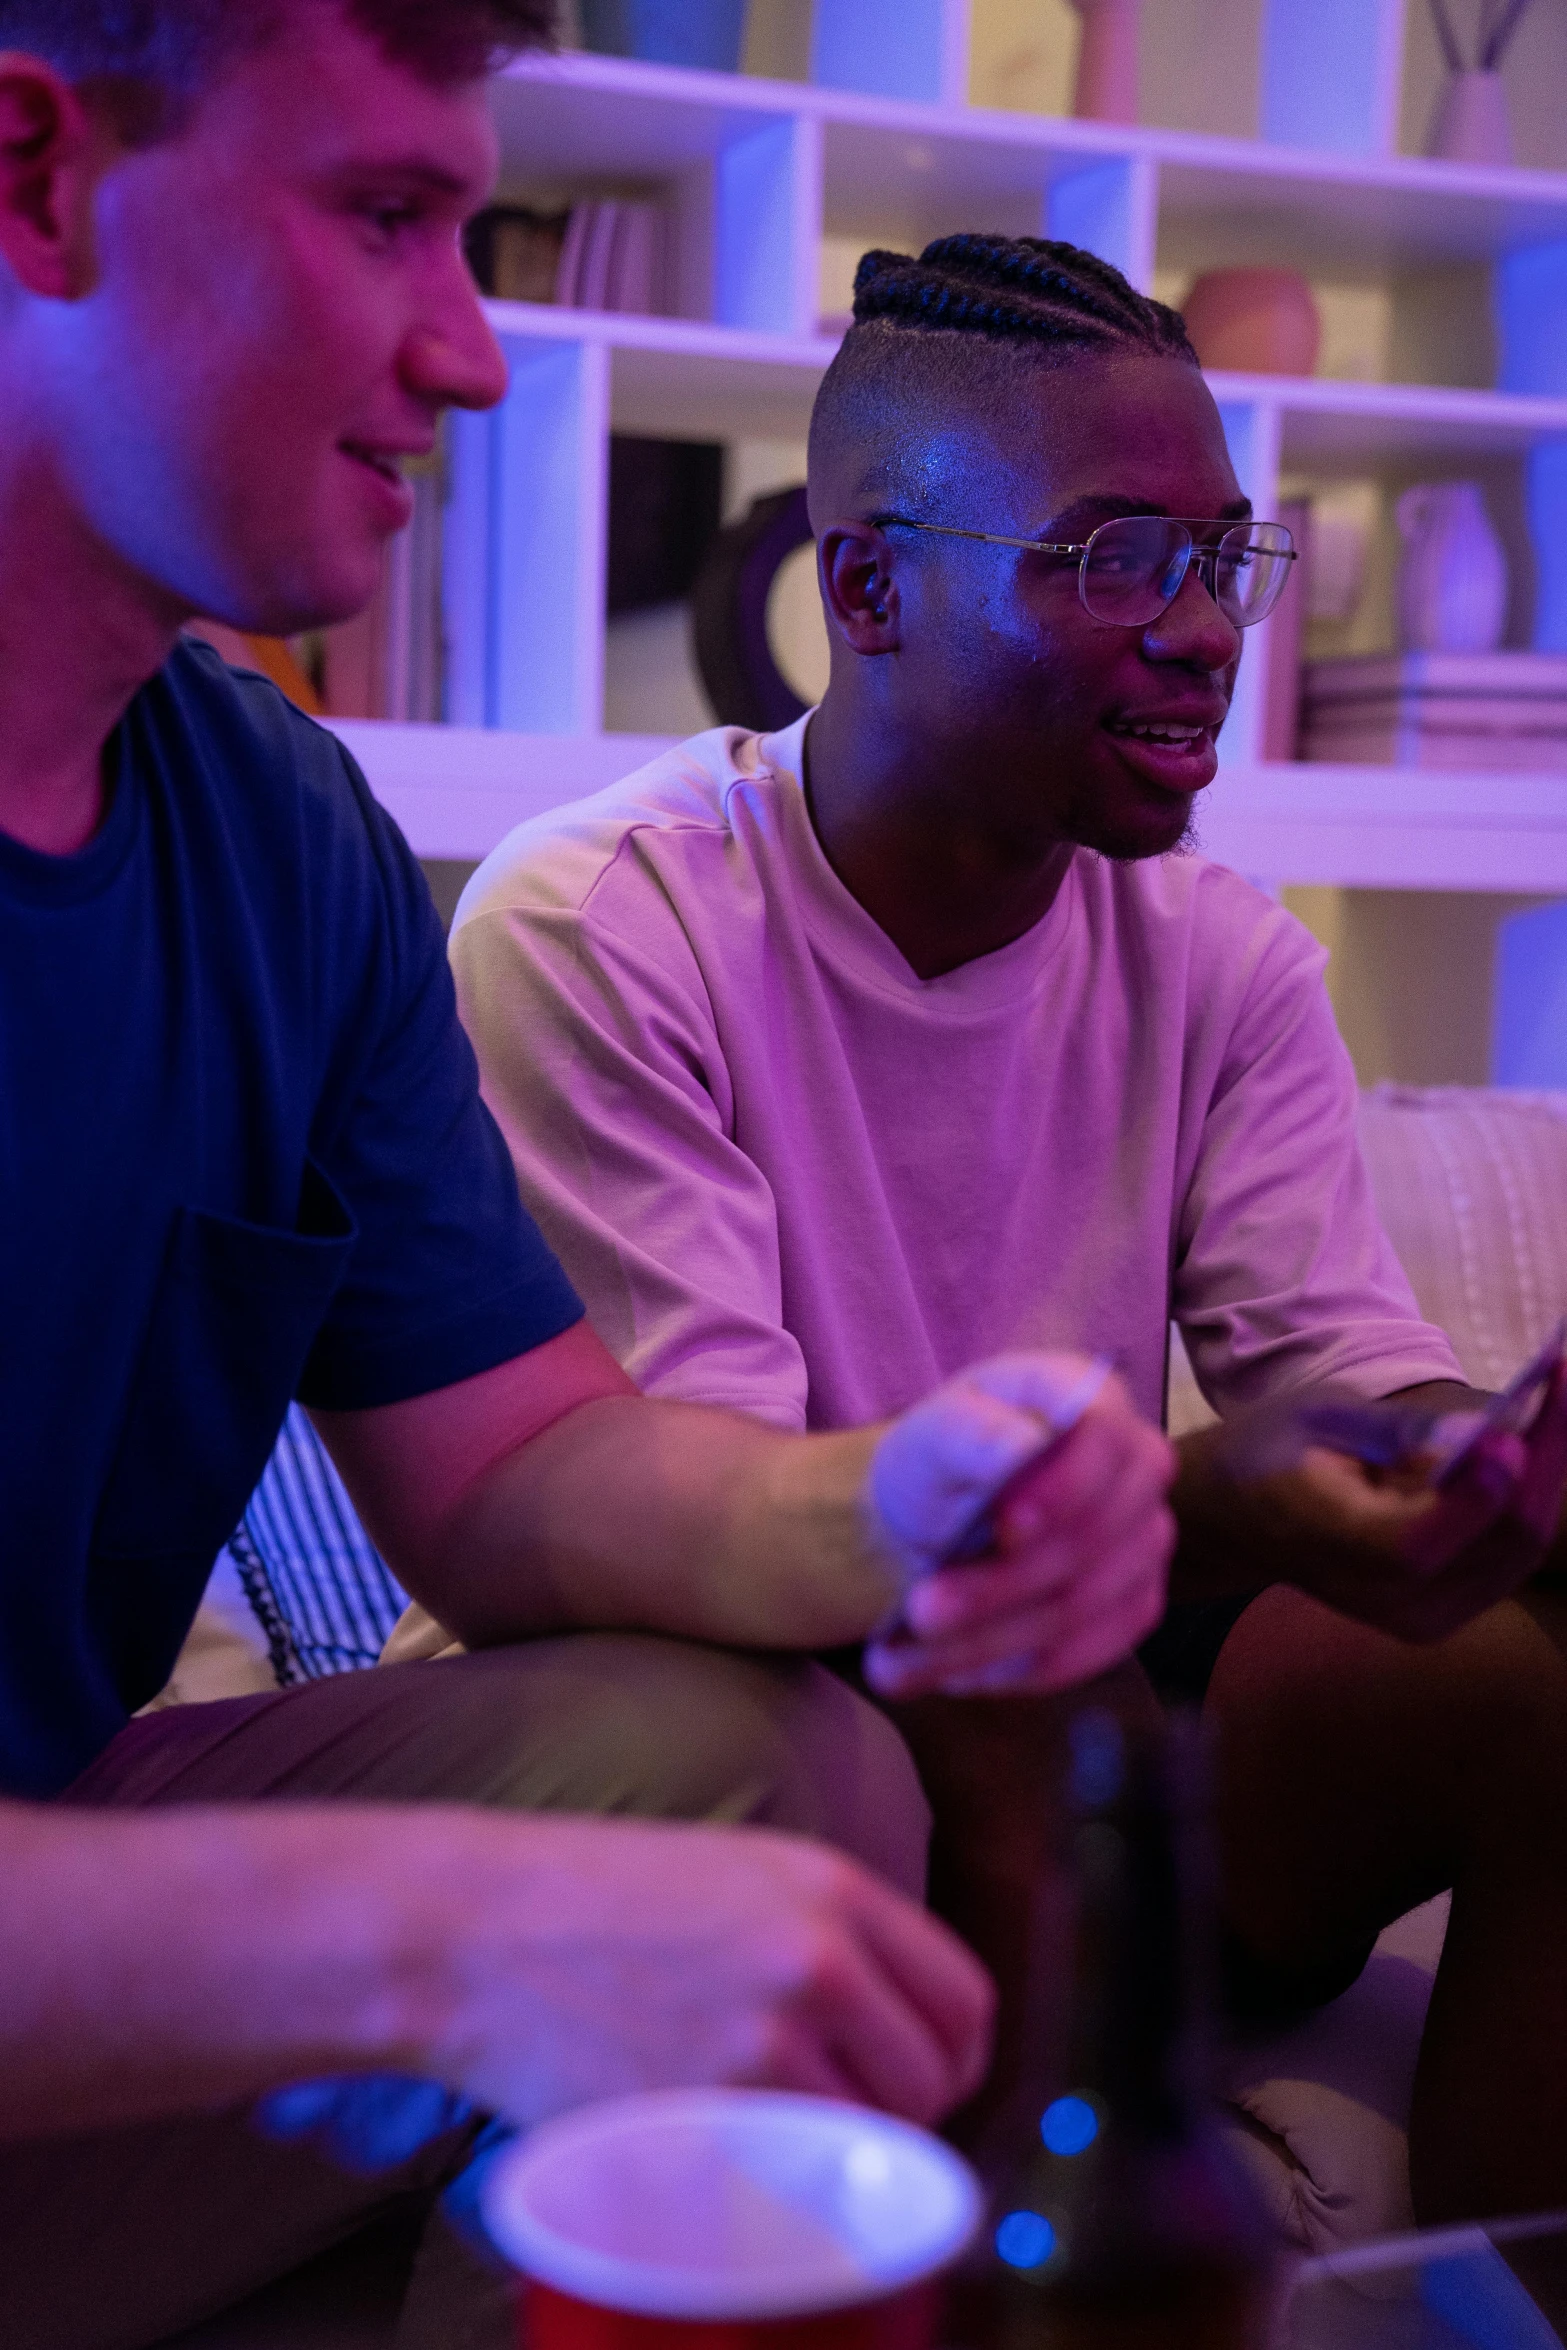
[482,2089,982,2321]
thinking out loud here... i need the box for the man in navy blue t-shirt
[0,3,1193,2341]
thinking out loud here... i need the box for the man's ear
[0,55,101,300]
[818,521,902,655]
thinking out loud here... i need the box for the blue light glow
[995,2210,1057,2270]
[1040,2095,1099,2157]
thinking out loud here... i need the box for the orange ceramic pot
[1180,267,1321,378]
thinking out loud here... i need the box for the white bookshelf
[350,13,1567,905]
[339,719,1567,892]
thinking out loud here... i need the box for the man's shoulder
[144,639,421,927]
[453,724,779,937]
[1091,848,1322,984]
[151,638,376,835]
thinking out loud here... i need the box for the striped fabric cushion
[1354,1084,1567,1391]
[226,1405,409,1683]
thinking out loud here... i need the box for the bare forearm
[1167,1425,1300,1601]
[1,1800,996,2146]
[401,1395,901,1654]
[0,1801,490,2142]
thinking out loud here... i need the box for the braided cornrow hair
[851,233,1194,362]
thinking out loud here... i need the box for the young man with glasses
[442,233,1567,2224]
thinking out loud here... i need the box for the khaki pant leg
[2,1635,927,2350]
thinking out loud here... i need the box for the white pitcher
[1395,482,1508,654]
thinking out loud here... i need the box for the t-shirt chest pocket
[86,1162,358,1709]
[92,1161,358,1566]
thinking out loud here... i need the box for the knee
[428,1635,931,1898]
[748,1652,932,1899]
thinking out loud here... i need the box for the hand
[1215,1364,1567,1642]
[862,1353,1176,1700]
[410,1813,992,2133]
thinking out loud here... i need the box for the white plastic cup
[481,2088,982,2350]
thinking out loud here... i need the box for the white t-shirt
[451,717,1460,1433]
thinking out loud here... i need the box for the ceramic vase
[1395,482,1508,654]
[1067,0,1141,125]
[1428,70,1515,167]
[1180,268,1321,377]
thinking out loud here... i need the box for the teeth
[1114,722,1204,743]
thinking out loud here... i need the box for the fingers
[865,1509,1172,1698]
[868,1382,1066,1569]
[865,1354,1171,1697]
[867,1356,1150,1576]
[840,1862,996,2107]
[1398,1428,1525,1575]
[989,1394,1171,1545]
[905,1422,1171,1640]
[1516,1361,1567,1541]
[740,2018,870,2108]
[1306,1368,1567,1636]
[1396,1373,1567,1616]
[749,1857,995,2125]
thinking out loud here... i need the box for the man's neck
[0,446,184,857]
[802,694,1074,983]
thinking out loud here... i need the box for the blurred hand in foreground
[259,1812,994,2162]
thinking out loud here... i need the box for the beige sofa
[150,1084,1567,2340]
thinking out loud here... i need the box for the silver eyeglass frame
[871,513,1298,629]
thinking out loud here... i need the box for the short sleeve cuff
[297,1263,586,1412]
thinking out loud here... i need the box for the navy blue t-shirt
[1,642,583,1798]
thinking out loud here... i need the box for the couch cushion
[1169,1085,1567,1435]
[1355,1086,1567,1391]
[1220,1896,1449,2254]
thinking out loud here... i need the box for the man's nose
[399,270,510,414]
[1143,560,1243,672]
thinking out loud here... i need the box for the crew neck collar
[752,713,1079,1014]
[0,720,140,909]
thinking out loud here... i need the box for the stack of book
[1298,651,1567,770]
[319,460,445,724]
[468,199,667,316]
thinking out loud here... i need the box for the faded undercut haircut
[808,233,1197,513]
[0,0,556,128]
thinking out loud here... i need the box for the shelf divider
[443,336,608,733]
[811,0,971,107]
[716,114,824,336]
[1214,397,1282,772]
[1497,243,1567,654]
[1258,0,1407,157]
[1048,155,1159,292]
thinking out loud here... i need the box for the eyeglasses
[873,513,1297,630]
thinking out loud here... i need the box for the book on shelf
[465,204,571,303]
[193,459,445,725]
[1299,651,1567,770]
[1262,496,1311,761]
[467,198,667,315]
[320,459,445,724]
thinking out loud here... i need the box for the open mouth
[1107,719,1209,746]
[1102,716,1221,794]
[340,441,406,487]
